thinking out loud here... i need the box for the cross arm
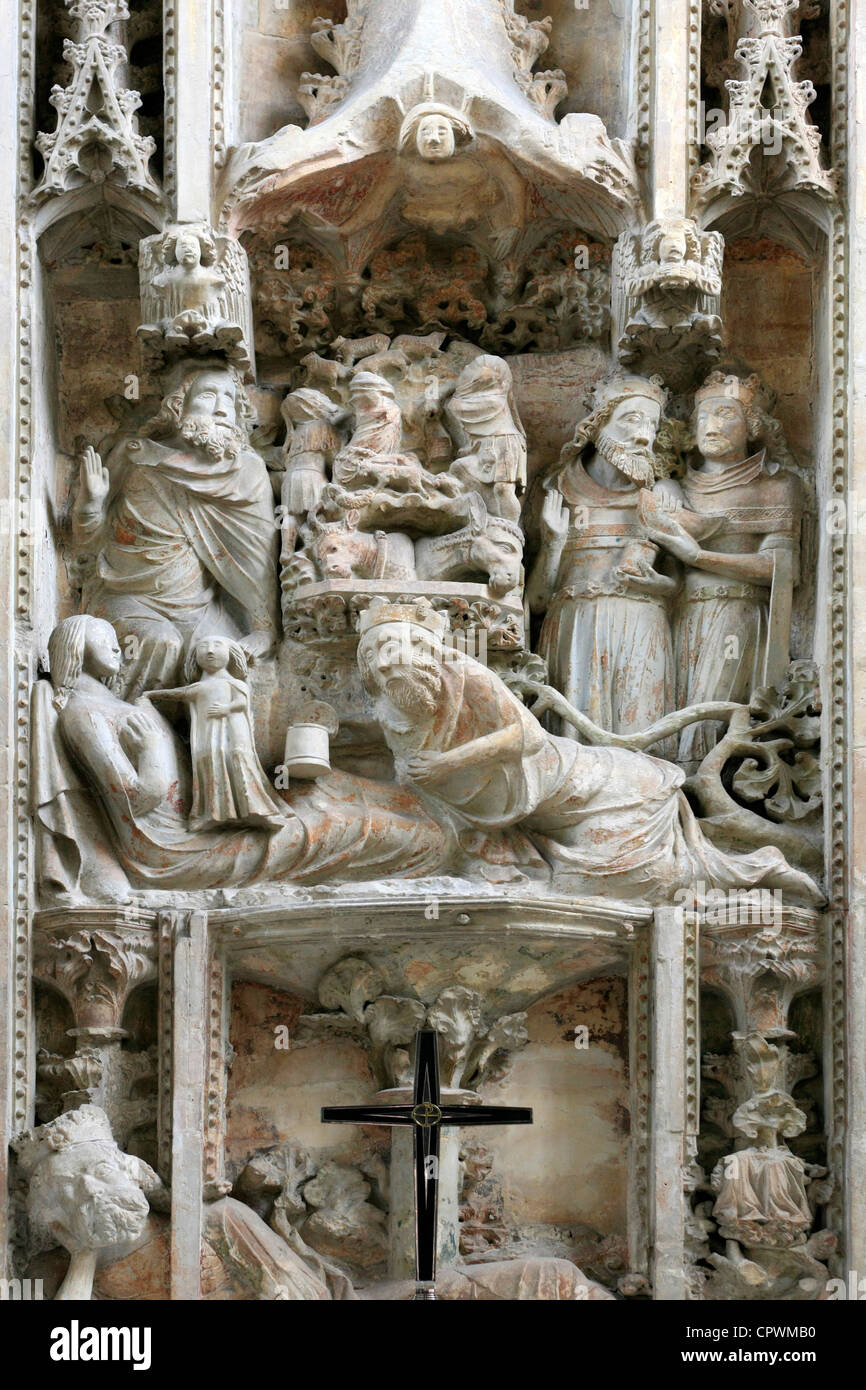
[320,1105,416,1127]
[438,1106,533,1127]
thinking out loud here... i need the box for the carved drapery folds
[31,911,158,1146]
[15,0,845,1306]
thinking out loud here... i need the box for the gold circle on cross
[411,1102,441,1128]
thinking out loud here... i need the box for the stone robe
[33,678,452,895]
[384,651,820,904]
[537,459,674,746]
[675,450,803,767]
[79,437,279,696]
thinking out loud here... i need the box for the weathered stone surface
[6,0,855,1307]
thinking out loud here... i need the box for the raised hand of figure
[79,445,110,505]
[540,489,569,543]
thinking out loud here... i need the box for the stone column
[169,910,209,1301]
[847,0,866,1279]
[650,0,694,219]
[651,904,688,1299]
[171,0,215,223]
[0,0,20,1283]
[381,1087,464,1281]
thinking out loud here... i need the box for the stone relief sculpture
[612,219,724,382]
[138,225,255,374]
[528,374,679,744]
[72,362,279,699]
[146,636,285,832]
[32,615,453,899]
[11,0,847,1312]
[644,372,804,770]
[356,598,821,903]
[17,1106,357,1300]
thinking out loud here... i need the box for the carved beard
[384,663,441,717]
[179,414,245,461]
[595,428,656,487]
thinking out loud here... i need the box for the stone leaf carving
[250,231,610,364]
[298,1,370,125]
[138,225,255,376]
[32,919,157,1030]
[687,662,823,870]
[33,0,161,206]
[299,956,529,1091]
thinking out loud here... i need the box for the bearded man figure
[72,362,279,699]
[357,600,822,906]
[527,374,678,747]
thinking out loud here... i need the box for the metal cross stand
[322,1027,533,1299]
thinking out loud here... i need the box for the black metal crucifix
[322,1028,532,1299]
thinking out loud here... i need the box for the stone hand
[122,708,160,757]
[406,750,451,785]
[649,482,682,513]
[540,489,569,543]
[645,526,701,563]
[615,552,666,590]
[239,629,275,663]
[79,445,110,504]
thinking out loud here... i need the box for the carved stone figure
[446,354,527,523]
[644,372,805,770]
[16,1106,356,1300]
[706,1033,833,1292]
[138,225,255,374]
[224,0,639,268]
[32,616,452,898]
[146,636,285,832]
[528,374,677,745]
[357,599,821,903]
[612,218,724,382]
[15,1104,165,1300]
[276,387,345,557]
[72,363,280,700]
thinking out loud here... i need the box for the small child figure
[148,636,285,832]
